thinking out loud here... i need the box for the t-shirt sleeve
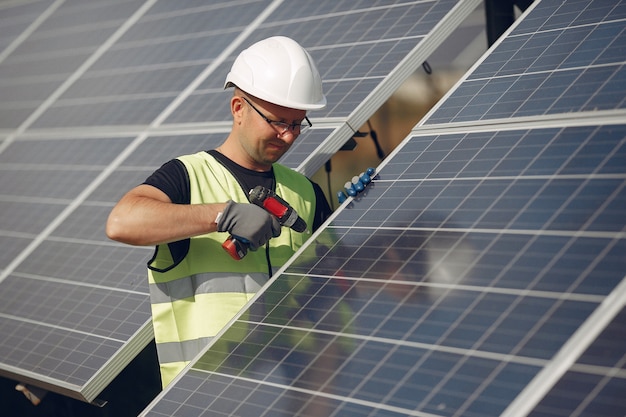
[143,159,190,205]
[143,159,191,265]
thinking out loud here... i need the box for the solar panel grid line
[257,4,411,50]
[11,270,148,296]
[0,229,36,242]
[296,123,358,177]
[0,0,63,65]
[32,0,159,31]
[278,163,620,278]
[0,191,72,203]
[346,247,604,410]
[279,269,609,304]
[409,109,626,137]
[569,362,626,379]
[17,4,140,42]
[0,161,108,172]
[45,233,131,248]
[326,220,626,241]
[407,130,521,232]
[52,89,193,109]
[11,121,233,139]
[512,66,623,121]
[264,333,346,415]
[464,59,626,87]
[310,285,400,405]
[500,276,626,417]
[0,300,153,402]
[502,3,626,40]
[374,171,626,183]
[0,174,115,286]
[0,311,128,344]
[2,39,93,68]
[1,275,148,334]
[135,0,260,27]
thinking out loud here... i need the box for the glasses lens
[272,122,290,134]
[272,121,309,134]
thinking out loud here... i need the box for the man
[106,36,332,387]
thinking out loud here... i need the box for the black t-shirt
[143,150,332,231]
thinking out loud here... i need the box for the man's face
[237,95,307,170]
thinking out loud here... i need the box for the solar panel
[425,0,626,124]
[139,0,626,415]
[0,0,479,404]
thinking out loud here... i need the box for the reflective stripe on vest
[147,152,316,387]
[149,272,266,304]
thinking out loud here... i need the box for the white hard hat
[224,36,326,110]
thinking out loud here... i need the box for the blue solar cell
[529,372,626,417]
[577,307,626,368]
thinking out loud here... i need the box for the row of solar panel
[139,0,626,415]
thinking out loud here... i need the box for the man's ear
[231,96,245,122]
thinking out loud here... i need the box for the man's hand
[216,201,281,250]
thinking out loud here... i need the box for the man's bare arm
[106,184,227,246]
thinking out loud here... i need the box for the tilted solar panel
[425,0,626,124]
[0,0,479,404]
[139,0,626,415]
[140,123,626,417]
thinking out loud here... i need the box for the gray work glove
[217,201,281,250]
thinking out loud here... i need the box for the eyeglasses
[242,96,312,134]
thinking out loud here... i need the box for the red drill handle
[222,186,307,260]
[222,236,248,260]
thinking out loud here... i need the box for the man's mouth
[267,141,286,152]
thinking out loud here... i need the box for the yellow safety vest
[147,151,316,387]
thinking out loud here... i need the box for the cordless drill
[222,186,307,260]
